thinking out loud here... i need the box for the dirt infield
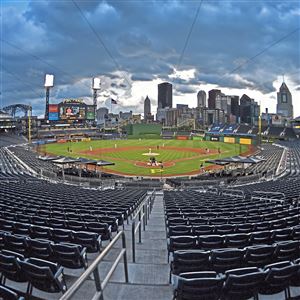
[78,145,234,177]
[44,143,255,177]
[79,145,218,156]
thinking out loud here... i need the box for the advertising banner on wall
[176,136,189,140]
[49,112,59,121]
[49,104,59,113]
[240,138,252,145]
[224,137,235,143]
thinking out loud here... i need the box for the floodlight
[92,77,101,90]
[44,74,54,87]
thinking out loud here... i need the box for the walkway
[71,191,172,300]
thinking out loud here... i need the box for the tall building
[230,96,240,120]
[158,82,172,109]
[208,89,222,109]
[197,90,206,108]
[276,81,293,119]
[240,94,260,125]
[144,96,151,120]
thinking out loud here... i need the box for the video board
[86,106,95,120]
[47,99,95,122]
[59,105,86,120]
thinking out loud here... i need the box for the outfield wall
[205,133,257,145]
[126,124,162,138]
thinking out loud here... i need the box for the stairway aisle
[73,191,173,300]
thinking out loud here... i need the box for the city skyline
[1,0,299,117]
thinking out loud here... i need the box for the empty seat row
[0,208,124,228]
[174,260,300,300]
[167,216,300,236]
[0,219,111,241]
[166,208,299,225]
[167,227,300,260]
[0,231,101,254]
[170,241,300,277]
[0,251,67,297]
[0,235,89,270]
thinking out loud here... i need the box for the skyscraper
[144,96,151,120]
[208,89,222,109]
[240,94,260,125]
[197,90,206,108]
[276,81,293,119]
[158,82,172,109]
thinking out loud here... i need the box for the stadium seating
[0,284,25,300]
[165,186,300,299]
[2,132,300,299]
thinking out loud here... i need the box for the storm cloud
[1,0,299,116]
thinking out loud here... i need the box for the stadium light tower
[44,74,54,121]
[92,78,101,123]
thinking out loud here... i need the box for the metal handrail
[221,188,245,199]
[131,190,155,263]
[60,230,128,300]
[251,191,286,203]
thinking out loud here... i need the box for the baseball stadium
[1,110,300,300]
[1,0,300,299]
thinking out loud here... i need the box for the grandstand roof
[96,160,115,166]
[38,155,62,161]
[52,157,81,164]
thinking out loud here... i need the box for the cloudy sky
[1,0,299,117]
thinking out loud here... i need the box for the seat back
[0,252,26,282]
[172,250,210,274]
[176,272,224,300]
[211,249,245,273]
[244,245,275,267]
[20,258,66,294]
[223,267,266,300]
[198,235,224,250]
[0,285,24,300]
[261,261,299,295]
[51,243,87,269]
[72,231,101,253]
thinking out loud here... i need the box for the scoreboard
[48,99,95,122]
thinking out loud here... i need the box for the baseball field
[44,139,250,177]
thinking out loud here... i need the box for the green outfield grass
[44,139,249,177]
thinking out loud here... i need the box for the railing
[251,191,286,203]
[221,188,245,199]
[60,230,128,300]
[131,190,155,263]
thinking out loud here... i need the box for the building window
[282,94,287,103]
